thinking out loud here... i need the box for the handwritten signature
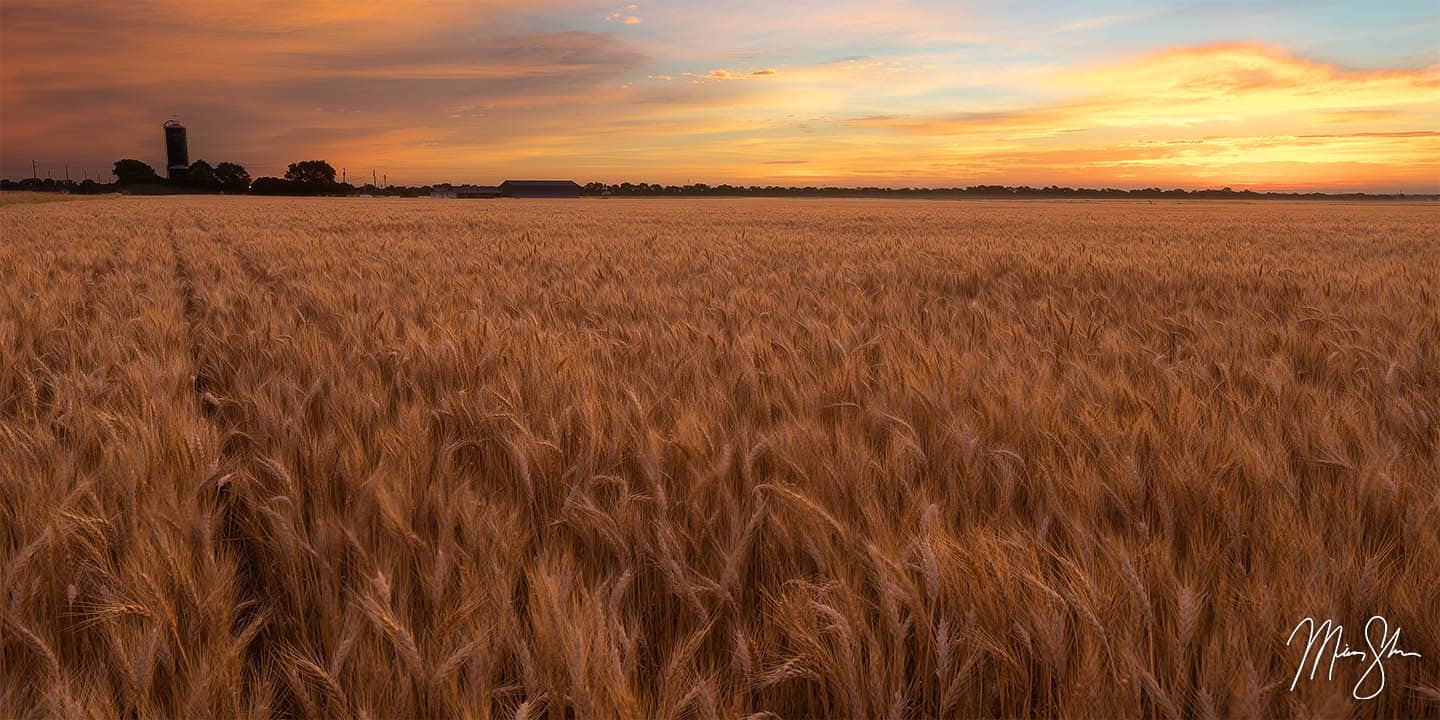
[1288,615,1422,700]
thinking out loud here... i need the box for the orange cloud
[830,44,1439,190]
[859,44,1439,136]
[1066,44,1438,123]
[1,0,646,179]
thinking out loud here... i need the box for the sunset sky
[2,1,1437,191]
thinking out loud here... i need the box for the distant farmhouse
[431,180,581,199]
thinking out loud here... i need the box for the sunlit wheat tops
[2,196,1438,717]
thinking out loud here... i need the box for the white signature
[1287,615,1422,700]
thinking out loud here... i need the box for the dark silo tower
[164,120,189,179]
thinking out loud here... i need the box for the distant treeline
[3,159,1434,200]
[582,182,1434,200]
[0,158,438,198]
[2,177,121,195]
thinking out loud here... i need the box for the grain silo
[164,120,189,179]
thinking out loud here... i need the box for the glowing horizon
[2,1,1437,192]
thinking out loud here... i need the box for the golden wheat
[1,195,1437,718]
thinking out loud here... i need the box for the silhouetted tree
[215,162,251,193]
[248,177,296,195]
[284,160,337,186]
[113,159,160,186]
[186,160,221,191]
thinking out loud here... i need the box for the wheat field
[2,196,1437,718]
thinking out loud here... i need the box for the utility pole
[32,160,37,179]
[342,168,346,184]
[372,170,377,187]
[65,164,70,182]
[383,174,387,188]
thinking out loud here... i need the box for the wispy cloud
[1052,10,1156,34]
[681,68,780,82]
[604,4,641,25]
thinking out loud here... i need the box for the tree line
[4,160,1431,200]
[1,159,350,196]
[582,182,1428,200]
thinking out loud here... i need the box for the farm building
[499,180,582,198]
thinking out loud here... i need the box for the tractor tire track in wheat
[169,224,307,717]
